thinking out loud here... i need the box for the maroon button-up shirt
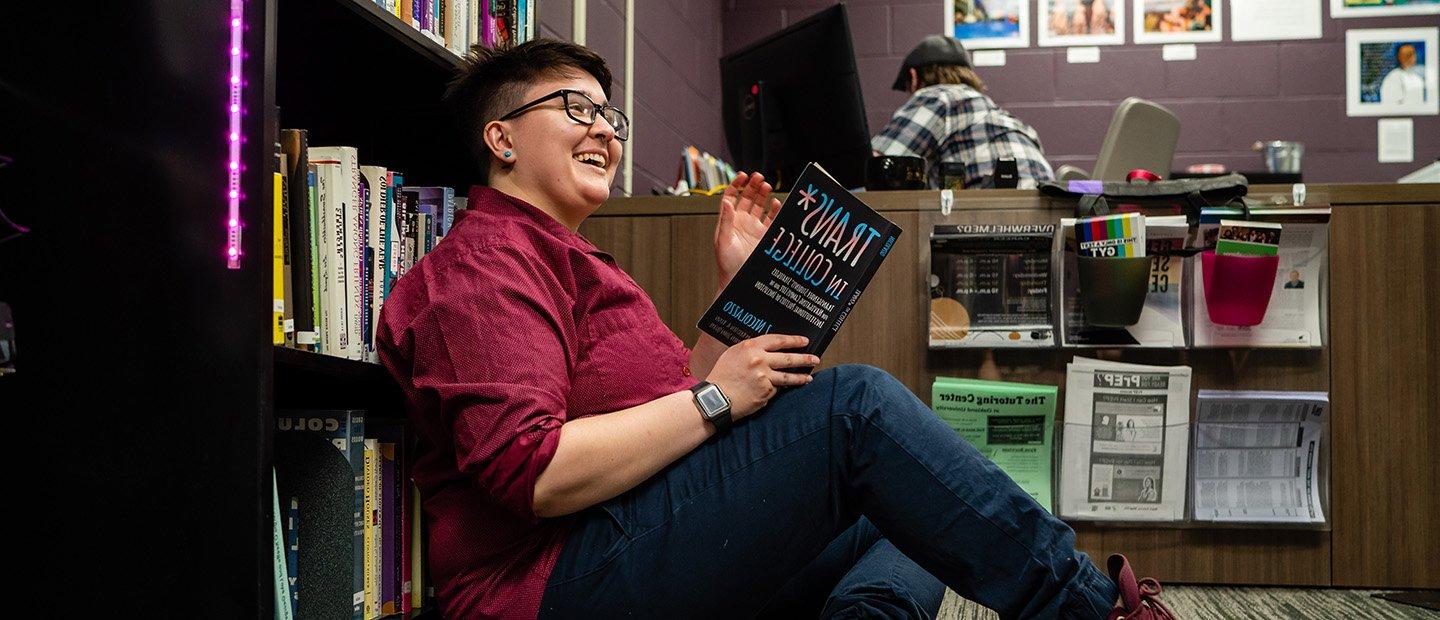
[376,186,695,619]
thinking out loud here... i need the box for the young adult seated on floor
[376,39,1175,620]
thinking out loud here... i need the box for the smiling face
[486,71,622,227]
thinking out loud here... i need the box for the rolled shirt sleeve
[404,244,575,521]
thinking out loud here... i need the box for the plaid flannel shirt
[871,84,1054,190]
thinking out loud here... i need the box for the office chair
[1055,97,1180,182]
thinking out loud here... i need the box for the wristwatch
[690,381,733,432]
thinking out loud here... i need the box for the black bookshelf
[274,346,405,413]
[274,0,479,191]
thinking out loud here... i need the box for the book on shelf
[373,422,407,614]
[274,410,365,620]
[272,468,295,620]
[274,167,287,346]
[697,162,902,357]
[363,437,381,619]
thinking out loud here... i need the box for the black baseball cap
[892,35,973,91]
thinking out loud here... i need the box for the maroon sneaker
[1104,554,1178,620]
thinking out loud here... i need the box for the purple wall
[722,0,1439,183]
[539,0,727,195]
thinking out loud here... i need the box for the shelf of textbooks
[259,1,536,617]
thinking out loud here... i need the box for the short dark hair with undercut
[445,39,613,183]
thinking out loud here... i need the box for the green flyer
[932,376,1057,511]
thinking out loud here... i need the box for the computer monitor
[720,4,869,191]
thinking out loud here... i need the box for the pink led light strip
[226,0,244,269]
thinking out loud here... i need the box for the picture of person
[1380,43,1428,105]
[1048,0,1115,36]
[1219,225,1280,245]
[1361,40,1428,105]
[1122,419,1137,442]
[1139,477,1158,502]
[1141,0,1212,34]
[1284,270,1305,289]
[1347,27,1438,117]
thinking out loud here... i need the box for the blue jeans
[538,365,1118,619]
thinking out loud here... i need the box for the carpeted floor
[937,586,1440,619]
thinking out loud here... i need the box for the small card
[1076,212,1145,258]
[1216,219,1281,256]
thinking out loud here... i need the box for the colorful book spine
[361,166,389,361]
[285,496,300,612]
[378,441,397,613]
[384,173,404,299]
[306,164,323,353]
[349,414,366,620]
[316,146,364,360]
[363,438,379,619]
[281,130,318,349]
[310,160,343,359]
[272,468,295,620]
[274,170,286,345]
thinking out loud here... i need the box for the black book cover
[281,129,315,339]
[697,163,901,356]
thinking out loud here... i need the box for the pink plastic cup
[1201,250,1281,327]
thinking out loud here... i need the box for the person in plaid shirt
[872,35,1054,189]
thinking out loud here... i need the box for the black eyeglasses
[498,89,630,141]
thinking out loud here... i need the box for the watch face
[697,386,728,414]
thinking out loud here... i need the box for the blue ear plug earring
[503,150,513,158]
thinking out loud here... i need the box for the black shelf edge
[274,344,385,378]
[331,0,463,72]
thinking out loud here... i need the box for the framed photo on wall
[1345,27,1439,117]
[945,0,1030,49]
[1331,0,1439,18]
[1133,0,1222,44]
[1039,0,1126,47]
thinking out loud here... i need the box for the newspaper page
[1060,216,1190,347]
[932,377,1058,510]
[1193,212,1329,347]
[1191,391,1328,524]
[1060,357,1192,521]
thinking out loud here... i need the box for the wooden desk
[582,183,1440,588]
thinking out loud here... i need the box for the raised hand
[714,172,782,286]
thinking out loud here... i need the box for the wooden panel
[1330,203,1440,589]
[669,215,722,345]
[813,213,928,396]
[580,217,674,327]
[1087,528,1330,586]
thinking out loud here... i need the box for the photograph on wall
[946,0,1031,49]
[1133,0,1221,43]
[1346,27,1439,117]
[1331,0,1439,18]
[1039,0,1126,47]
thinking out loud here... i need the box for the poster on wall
[1040,0,1126,47]
[1230,0,1322,42]
[1346,27,1439,117]
[1331,0,1439,18]
[1133,0,1221,43]
[945,0,1030,49]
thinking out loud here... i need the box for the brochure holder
[1074,256,1151,327]
[1200,251,1280,326]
